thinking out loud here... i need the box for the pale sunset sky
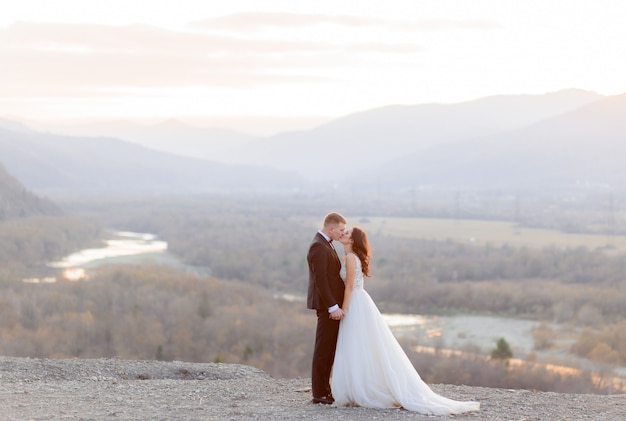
[1,0,625,135]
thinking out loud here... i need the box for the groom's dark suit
[307,232,345,400]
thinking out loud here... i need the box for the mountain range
[0,125,301,196]
[1,88,624,196]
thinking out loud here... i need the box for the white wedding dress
[331,253,480,415]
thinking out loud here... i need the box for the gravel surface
[1,356,625,420]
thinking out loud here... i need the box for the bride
[331,226,480,415]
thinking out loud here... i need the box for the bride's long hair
[351,226,372,277]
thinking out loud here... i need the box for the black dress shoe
[311,395,334,405]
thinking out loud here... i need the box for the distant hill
[0,125,304,196]
[0,118,33,133]
[364,93,626,189]
[217,89,603,180]
[34,118,258,162]
[0,162,61,219]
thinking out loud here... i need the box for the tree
[491,337,513,360]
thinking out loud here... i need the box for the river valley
[44,231,626,383]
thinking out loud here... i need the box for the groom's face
[329,223,347,241]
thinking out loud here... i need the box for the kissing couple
[307,212,480,415]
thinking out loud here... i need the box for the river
[48,231,168,269]
[383,313,538,356]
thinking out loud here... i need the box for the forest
[0,261,611,393]
[0,215,102,280]
[1,192,626,393]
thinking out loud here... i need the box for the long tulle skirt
[331,289,480,415]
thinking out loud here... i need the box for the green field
[349,216,626,253]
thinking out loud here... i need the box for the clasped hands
[329,308,345,320]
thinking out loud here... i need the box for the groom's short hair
[324,212,347,227]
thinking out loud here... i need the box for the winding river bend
[48,231,168,269]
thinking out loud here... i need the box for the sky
[1,0,626,135]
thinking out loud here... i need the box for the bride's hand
[330,308,344,320]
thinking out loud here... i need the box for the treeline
[371,278,626,323]
[0,216,102,281]
[0,264,314,379]
[0,263,615,393]
[571,321,626,366]
[370,236,626,285]
[404,346,610,394]
[393,334,616,394]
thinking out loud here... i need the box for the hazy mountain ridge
[218,89,604,180]
[33,118,259,162]
[2,89,622,196]
[0,162,61,219]
[0,126,303,196]
[9,89,602,184]
[368,92,626,189]
[0,118,33,134]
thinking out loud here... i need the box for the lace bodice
[340,252,365,290]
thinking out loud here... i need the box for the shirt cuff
[328,304,339,313]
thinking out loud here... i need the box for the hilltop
[0,356,624,420]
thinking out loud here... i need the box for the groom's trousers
[312,309,341,398]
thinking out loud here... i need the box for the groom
[307,211,347,404]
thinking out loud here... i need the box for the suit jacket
[307,232,345,311]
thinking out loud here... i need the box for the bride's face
[339,228,353,245]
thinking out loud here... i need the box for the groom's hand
[329,308,344,320]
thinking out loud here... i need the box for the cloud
[189,12,500,32]
[0,21,423,95]
[189,13,382,30]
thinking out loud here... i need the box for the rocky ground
[1,356,625,420]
